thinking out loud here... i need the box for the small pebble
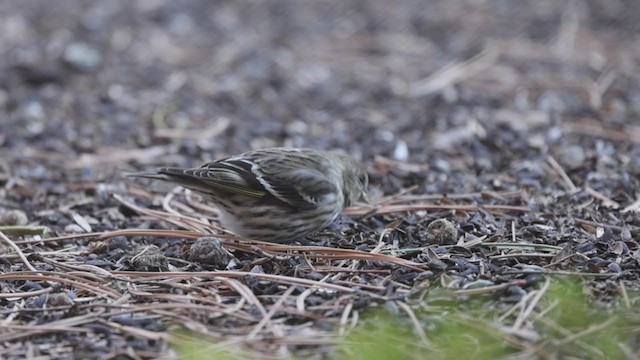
[503,286,528,302]
[426,218,458,245]
[393,140,409,162]
[558,144,586,171]
[129,245,169,271]
[64,224,86,233]
[607,262,622,273]
[188,237,234,269]
[428,259,448,271]
[63,42,102,70]
[0,209,29,226]
[47,292,74,307]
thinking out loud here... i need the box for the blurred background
[2,0,638,192]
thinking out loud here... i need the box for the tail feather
[125,170,172,181]
[128,167,267,199]
[127,167,194,178]
[127,168,214,193]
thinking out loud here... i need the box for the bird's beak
[361,191,371,205]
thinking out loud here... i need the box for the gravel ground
[1,1,640,359]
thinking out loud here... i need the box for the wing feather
[146,150,338,211]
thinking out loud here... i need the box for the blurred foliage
[339,277,639,360]
[173,277,640,360]
[172,333,244,360]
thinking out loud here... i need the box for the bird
[128,147,368,243]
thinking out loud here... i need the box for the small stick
[547,155,578,192]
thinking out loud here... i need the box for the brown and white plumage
[128,147,368,243]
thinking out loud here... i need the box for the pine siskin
[128,147,368,243]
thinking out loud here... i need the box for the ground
[1,0,640,359]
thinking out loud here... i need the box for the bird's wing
[255,167,338,210]
[158,158,337,210]
[244,149,339,210]
[177,159,267,198]
[216,157,338,210]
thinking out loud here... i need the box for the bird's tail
[126,168,212,192]
[124,170,172,181]
[126,167,196,181]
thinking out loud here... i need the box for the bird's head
[333,153,369,207]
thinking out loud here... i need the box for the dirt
[1,0,640,359]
